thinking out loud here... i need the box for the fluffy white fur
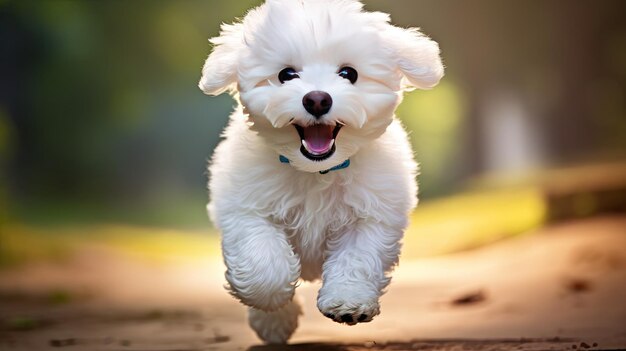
[199,0,443,344]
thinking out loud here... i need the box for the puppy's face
[200,0,443,173]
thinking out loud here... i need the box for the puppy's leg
[317,220,402,325]
[248,295,303,344]
[221,215,300,311]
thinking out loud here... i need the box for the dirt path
[1,216,625,350]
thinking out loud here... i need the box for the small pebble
[451,290,487,306]
[214,335,230,343]
[567,278,591,293]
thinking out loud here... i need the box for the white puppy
[199,0,443,344]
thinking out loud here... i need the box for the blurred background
[1,0,625,229]
[1,1,626,350]
[1,0,625,231]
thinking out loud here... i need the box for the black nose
[302,91,332,119]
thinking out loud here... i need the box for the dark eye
[278,67,300,83]
[338,66,358,84]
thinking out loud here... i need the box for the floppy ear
[198,22,244,95]
[382,25,444,90]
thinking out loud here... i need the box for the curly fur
[199,0,443,344]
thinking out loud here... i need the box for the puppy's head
[200,0,443,173]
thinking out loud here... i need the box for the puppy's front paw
[317,284,380,325]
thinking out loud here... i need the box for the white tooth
[303,140,318,155]
[302,140,317,155]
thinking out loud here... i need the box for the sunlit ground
[1,163,625,350]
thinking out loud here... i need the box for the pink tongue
[303,124,334,154]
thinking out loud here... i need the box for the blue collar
[279,155,350,174]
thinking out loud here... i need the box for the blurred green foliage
[397,81,468,197]
[1,1,262,227]
[0,108,10,236]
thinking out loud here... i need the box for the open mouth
[294,123,343,161]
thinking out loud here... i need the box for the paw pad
[340,314,353,323]
[317,292,380,325]
[321,310,374,325]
